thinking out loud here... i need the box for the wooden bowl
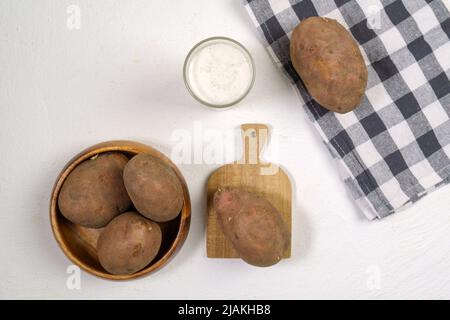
[49,140,191,280]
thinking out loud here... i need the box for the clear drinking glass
[183,37,256,109]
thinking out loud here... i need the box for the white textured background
[1,0,449,299]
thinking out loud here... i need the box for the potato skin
[58,152,131,228]
[290,16,368,113]
[97,212,162,275]
[123,154,184,222]
[213,187,289,267]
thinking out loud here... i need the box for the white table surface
[1,0,449,300]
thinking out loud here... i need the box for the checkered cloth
[244,0,450,219]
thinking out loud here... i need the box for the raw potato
[290,16,368,113]
[97,212,162,275]
[213,187,289,267]
[123,154,184,222]
[58,152,131,228]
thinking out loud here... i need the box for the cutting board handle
[240,123,269,165]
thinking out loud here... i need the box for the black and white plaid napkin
[244,0,450,219]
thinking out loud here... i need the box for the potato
[123,154,183,222]
[213,187,289,267]
[97,212,162,275]
[58,152,131,228]
[290,16,368,113]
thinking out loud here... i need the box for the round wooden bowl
[50,140,191,280]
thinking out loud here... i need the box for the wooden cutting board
[206,123,292,259]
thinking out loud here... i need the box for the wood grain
[49,140,191,280]
[207,124,292,259]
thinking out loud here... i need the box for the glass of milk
[183,37,255,109]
